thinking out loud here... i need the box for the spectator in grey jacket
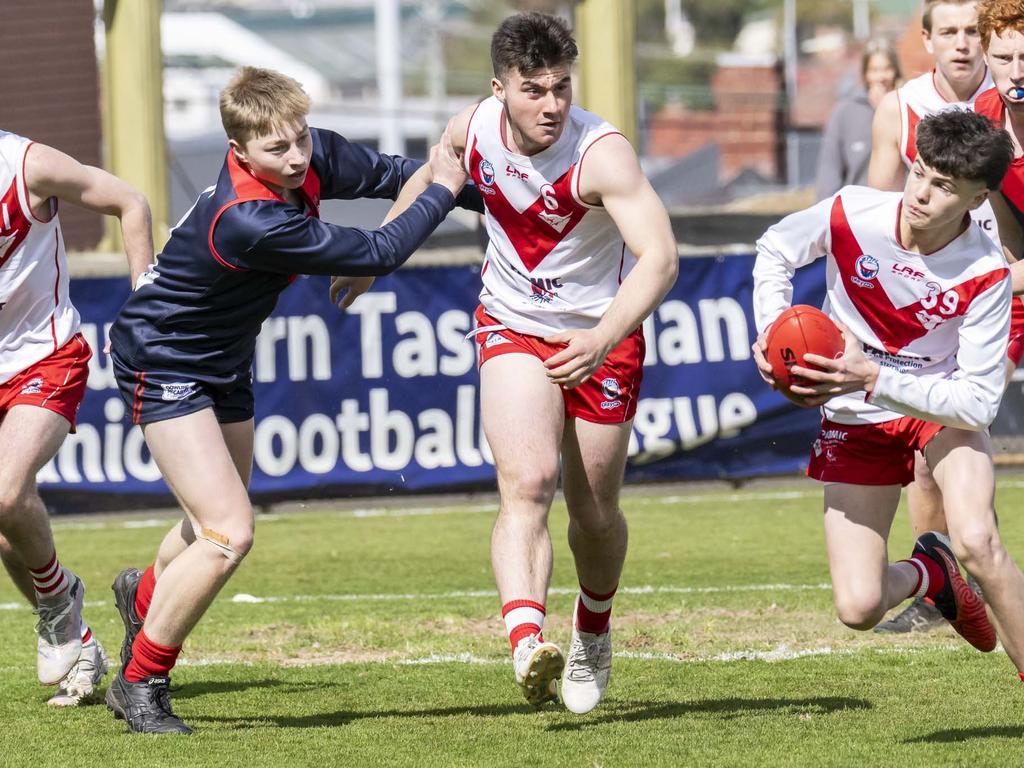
[815,39,901,200]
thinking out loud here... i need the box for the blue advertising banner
[39,254,828,506]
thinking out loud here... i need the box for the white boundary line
[169,643,963,669]
[0,583,832,612]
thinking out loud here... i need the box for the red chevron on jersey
[468,139,586,272]
[905,106,921,165]
[0,179,31,269]
[830,196,1007,353]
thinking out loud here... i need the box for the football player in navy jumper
[104,66,480,734]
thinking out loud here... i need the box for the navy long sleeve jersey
[110,127,480,374]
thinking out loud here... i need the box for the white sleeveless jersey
[465,97,634,336]
[753,186,1010,431]
[0,131,78,384]
[897,70,1001,245]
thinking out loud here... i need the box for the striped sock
[502,599,545,651]
[577,582,616,634]
[135,564,157,621]
[81,618,93,644]
[901,553,945,600]
[123,628,182,682]
[29,551,69,602]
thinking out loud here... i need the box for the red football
[764,305,845,398]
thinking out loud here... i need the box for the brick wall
[0,0,104,250]
[647,62,784,181]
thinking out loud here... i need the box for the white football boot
[561,600,612,714]
[512,634,564,706]
[34,573,85,685]
[47,633,109,706]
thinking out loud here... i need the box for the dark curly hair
[490,12,578,81]
[915,110,1013,189]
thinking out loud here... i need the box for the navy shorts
[111,351,254,426]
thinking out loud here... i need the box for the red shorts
[1009,298,1024,366]
[473,306,645,424]
[0,333,92,430]
[806,416,944,486]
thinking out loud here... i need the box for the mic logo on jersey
[852,255,879,289]
[529,276,563,304]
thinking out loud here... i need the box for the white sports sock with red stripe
[30,551,69,603]
[502,599,546,651]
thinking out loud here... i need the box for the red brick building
[0,0,105,250]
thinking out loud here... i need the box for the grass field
[3,476,1024,766]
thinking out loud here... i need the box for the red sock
[910,552,946,599]
[1018,671,1024,684]
[502,599,545,651]
[134,564,157,621]
[29,551,69,600]
[577,582,616,634]
[123,628,181,682]
[81,618,93,644]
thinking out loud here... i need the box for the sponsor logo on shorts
[600,377,623,409]
[160,382,198,402]
[852,255,879,289]
[820,429,848,441]
[20,377,43,395]
[484,332,510,349]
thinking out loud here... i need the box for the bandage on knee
[192,523,245,564]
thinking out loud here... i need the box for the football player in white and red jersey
[975,0,1024,280]
[753,110,1024,683]
[865,0,1024,634]
[0,131,153,704]
[334,13,677,713]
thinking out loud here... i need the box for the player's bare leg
[823,483,919,629]
[106,409,254,734]
[928,428,1024,670]
[0,406,103,688]
[482,352,565,705]
[0,534,37,604]
[559,417,631,713]
[875,455,948,634]
[113,417,252,673]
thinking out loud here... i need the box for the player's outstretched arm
[23,143,154,288]
[235,133,468,278]
[330,106,477,309]
[380,106,475,228]
[866,91,905,191]
[543,134,677,388]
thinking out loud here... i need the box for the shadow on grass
[184,696,870,731]
[545,696,872,731]
[173,678,343,700]
[905,726,1024,744]
[189,703,527,729]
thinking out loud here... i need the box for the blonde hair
[978,0,1024,49]
[219,67,311,143]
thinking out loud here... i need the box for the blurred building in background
[0,0,932,239]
